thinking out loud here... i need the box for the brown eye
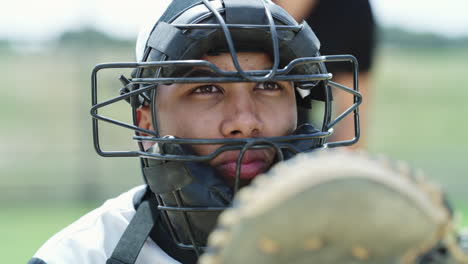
[192,85,221,94]
[257,82,281,91]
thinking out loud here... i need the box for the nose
[220,89,264,138]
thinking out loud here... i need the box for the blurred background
[1,0,467,262]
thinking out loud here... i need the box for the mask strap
[144,0,201,50]
[106,200,155,264]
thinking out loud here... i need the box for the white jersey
[28,185,180,264]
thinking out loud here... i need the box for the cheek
[176,114,220,138]
[158,98,222,139]
[260,95,297,136]
[175,112,224,156]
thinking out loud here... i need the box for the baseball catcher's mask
[90,0,362,256]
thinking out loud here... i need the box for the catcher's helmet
[91,0,361,257]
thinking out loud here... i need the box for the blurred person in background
[275,0,376,149]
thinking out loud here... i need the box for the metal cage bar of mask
[90,55,361,160]
[200,0,281,83]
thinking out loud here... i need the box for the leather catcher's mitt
[199,150,468,264]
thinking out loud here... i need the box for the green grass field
[1,44,467,263]
[1,203,97,263]
[367,46,468,213]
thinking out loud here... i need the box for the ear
[136,105,154,133]
[136,105,156,150]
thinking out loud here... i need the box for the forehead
[152,51,274,80]
[200,52,273,72]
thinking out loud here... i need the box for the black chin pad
[293,123,320,136]
[143,142,233,247]
[282,123,323,160]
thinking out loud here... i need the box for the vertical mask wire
[201,0,280,82]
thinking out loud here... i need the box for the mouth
[218,159,269,180]
[213,149,273,182]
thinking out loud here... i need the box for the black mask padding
[282,123,323,160]
[142,143,233,247]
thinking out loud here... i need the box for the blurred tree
[57,28,133,49]
[0,39,11,50]
[379,27,468,49]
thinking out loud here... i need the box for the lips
[219,160,268,180]
[214,150,272,181]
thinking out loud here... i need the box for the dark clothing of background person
[305,0,376,73]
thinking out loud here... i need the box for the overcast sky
[1,0,468,42]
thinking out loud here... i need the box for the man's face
[138,52,297,184]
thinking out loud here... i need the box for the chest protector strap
[106,200,155,264]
